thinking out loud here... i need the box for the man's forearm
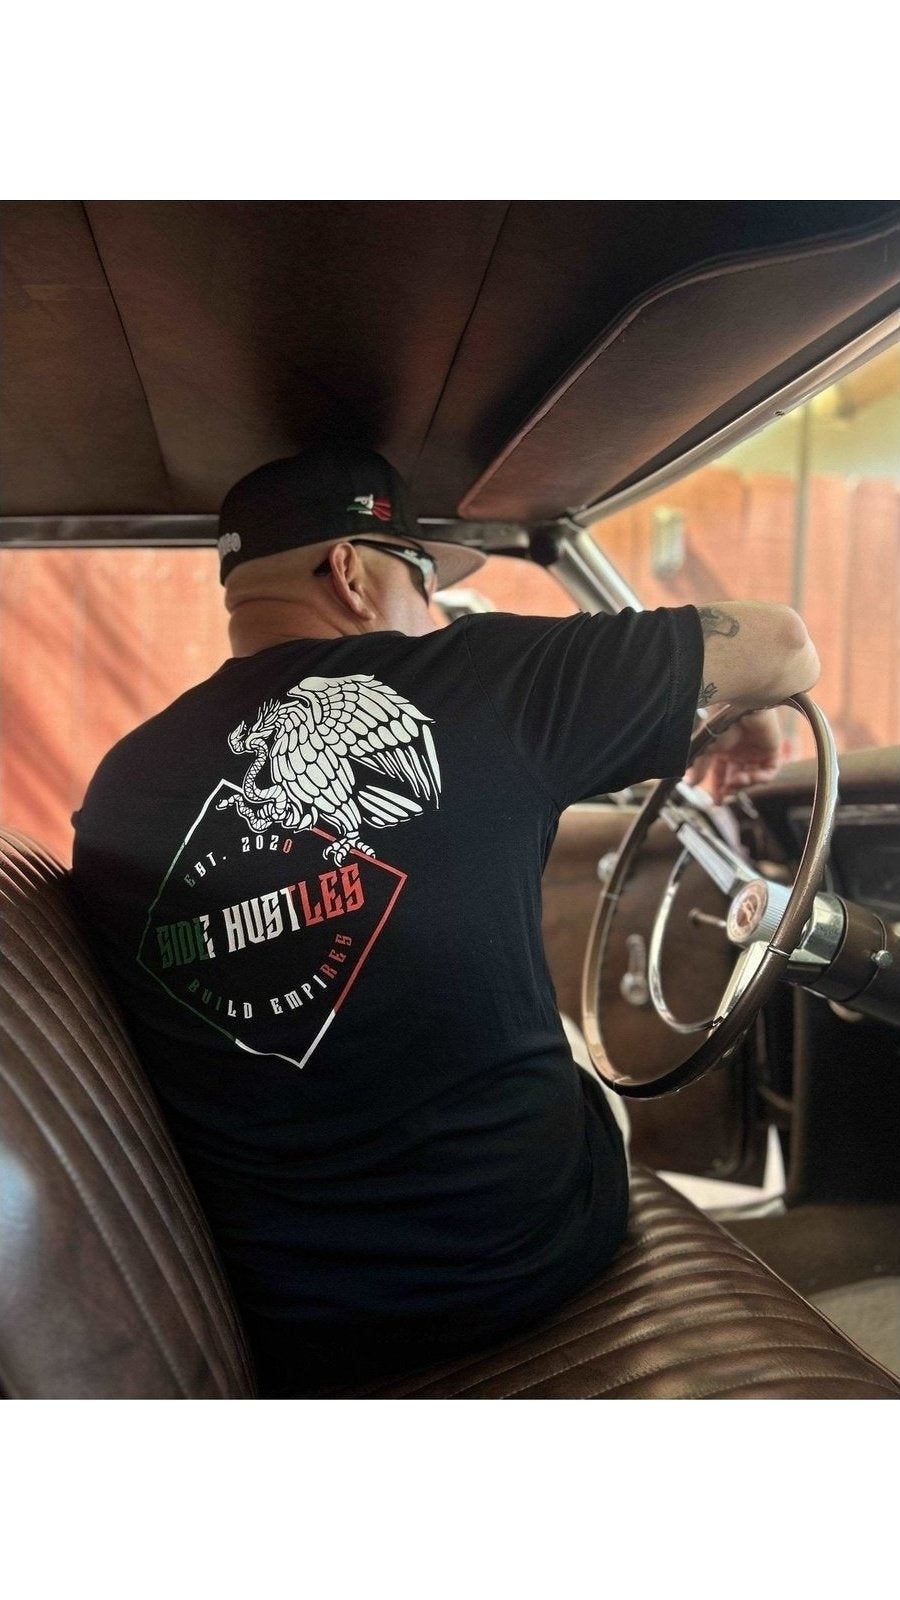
[696,601,820,709]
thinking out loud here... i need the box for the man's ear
[327,542,376,621]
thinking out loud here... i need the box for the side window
[0,548,228,864]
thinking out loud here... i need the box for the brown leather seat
[1,827,897,1400]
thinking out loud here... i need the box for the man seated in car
[72,445,820,1396]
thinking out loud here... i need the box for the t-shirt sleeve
[461,605,704,810]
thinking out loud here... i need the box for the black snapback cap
[217,446,485,588]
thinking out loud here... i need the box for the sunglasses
[314,538,438,600]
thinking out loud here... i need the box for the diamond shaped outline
[136,778,407,1069]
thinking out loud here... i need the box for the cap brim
[420,538,487,590]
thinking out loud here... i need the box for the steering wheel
[581,692,839,1098]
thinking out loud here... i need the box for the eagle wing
[266,694,357,818]
[274,674,441,829]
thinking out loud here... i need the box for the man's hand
[687,708,785,805]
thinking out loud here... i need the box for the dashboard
[787,804,900,924]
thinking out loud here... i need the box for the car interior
[2,199,899,1398]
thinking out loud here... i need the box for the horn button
[726,877,792,947]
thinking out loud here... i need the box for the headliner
[2,200,899,543]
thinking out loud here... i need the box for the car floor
[664,1145,900,1380]
[726,1209,900,1380]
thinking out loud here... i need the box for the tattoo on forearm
[698,680,717,707]
[698,606,740,639]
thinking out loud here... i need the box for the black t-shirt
[72,606,703,1392]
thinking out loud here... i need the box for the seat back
[0,828,255,1398]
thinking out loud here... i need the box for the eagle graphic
[217,674,441,864]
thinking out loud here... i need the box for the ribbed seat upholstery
[357,1168,900,1399]
[1,827,897,1401]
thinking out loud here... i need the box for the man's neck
[228,599,364,657]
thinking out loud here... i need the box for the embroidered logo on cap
[218,530,242,559]
[346,494,392,522]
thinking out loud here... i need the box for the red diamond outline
[311,826,407,1017]
[137,780,408,1069]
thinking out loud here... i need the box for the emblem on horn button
[727,879,769,945]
